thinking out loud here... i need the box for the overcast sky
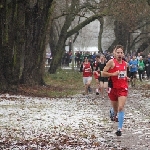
[74,17,115,52]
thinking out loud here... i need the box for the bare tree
[48,0,109,73]
[48,0,150,73]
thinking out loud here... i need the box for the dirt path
[0,85,150,150]
[88,87,150,150]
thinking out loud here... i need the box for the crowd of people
[79,45,150,136]
[79,50,150,92]
[127,52,150,84]
[62,51,97,67]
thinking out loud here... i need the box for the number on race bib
[118,71,126,79]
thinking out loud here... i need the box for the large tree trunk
[115,21,128,50]
[48,18,71,73]
[0,1,25,91]
[20,0,54,85]
[49,25,59,68]
[0,0,54,92]
[108,21,129,52]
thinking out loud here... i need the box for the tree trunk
[49,25,58,69]
[20,0,54,85]
[98,17,104,53]
[108,21,129,52]
[49,0,78,74]
[0,0,54,92]
[0,1,25,91]
[48,17,71,73]
[49,13,104,73]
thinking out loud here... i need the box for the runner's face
[100,56,104,60]
[133,56,136,60]
[85,57,88,62]
[95,57,99,63]
[115,48,123,61]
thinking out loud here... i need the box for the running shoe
[115,129,122,136]
[110,108,118,122]
[114,116,118,122]
[88,86,92,93]
[96,92,99,95]
[112,115,118,122]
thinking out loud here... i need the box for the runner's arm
[101,60,119,77]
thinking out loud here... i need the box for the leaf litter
[0,84,150,150]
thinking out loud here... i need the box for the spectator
[138,57,145,82]
[144,54,150,80]
[62,51,70,67]
[128,56,138,87]
[137,52,141,61]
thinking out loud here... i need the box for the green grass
[43,70,150,97]
[43,69,85,97]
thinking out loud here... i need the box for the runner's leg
[100,81,104,98]
[87,77,92,93]
[111,101,118,117]
[104,81,108,97]
[117,96,127,130]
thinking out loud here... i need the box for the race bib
[118,71,126,79]
[132,65,136,68]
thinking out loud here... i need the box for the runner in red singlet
[101,45,130,136]
[80,57,93,95]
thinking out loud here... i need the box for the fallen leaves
[0,81,150,149]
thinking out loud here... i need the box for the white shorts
[83,77,92,85]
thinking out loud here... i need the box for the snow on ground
[0,88,150,150]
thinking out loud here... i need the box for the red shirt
[83,62,92,77]
[108,59,128,89]
[93,70,100,79]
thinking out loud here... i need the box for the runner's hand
[112,70,119,76]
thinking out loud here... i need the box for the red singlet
[108,59,128,89]
[83,62,92,77]
[108,59,128,101]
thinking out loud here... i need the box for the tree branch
[66,13,106,38]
